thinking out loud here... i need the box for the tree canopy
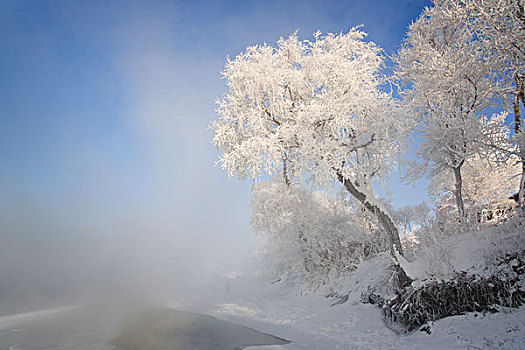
[213,28,410,255]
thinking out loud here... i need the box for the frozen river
[0,305,288,350]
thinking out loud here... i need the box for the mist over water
[0,183,256,316]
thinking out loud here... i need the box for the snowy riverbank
[0,278,523,349]
[178,274,525,350]
[176,219,525,350]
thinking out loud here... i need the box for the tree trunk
[518,157,525,213]
[514,72,525,211]
[336,171,403,257]
[283,159,291,187]
[514,83,522,134]
[452,164,466,219]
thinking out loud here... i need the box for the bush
[382,252,525,332]
[252,179,390,294]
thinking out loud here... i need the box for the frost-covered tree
[397,2,502,219]
[430,114,520,215]
[441,0,524,128]
[463,115,520,209]
[213,29,409,255]
[437,0,525,208]
[431,153,520,210]
[393,202,432,235]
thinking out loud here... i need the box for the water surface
[0,305,288,350]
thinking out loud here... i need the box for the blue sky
[0,0,431,307]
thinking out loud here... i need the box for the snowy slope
[183,274,525,350]
[180,220,525,349]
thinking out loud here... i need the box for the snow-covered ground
[175,274,525,350]
[1,283,522,350]
[1,275,523,349]
[174,219,525,350]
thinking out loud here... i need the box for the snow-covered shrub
[399,210,468,278]
[395,202,433,260]
[252,179,389,294]
[383,218,525,332]
[384,260,525,332]
[402,196,523,279]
